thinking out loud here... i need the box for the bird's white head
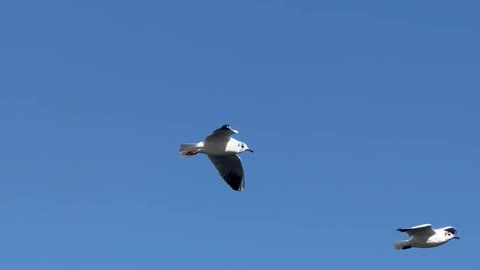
[237,142,254,154]
[443,230,460,241]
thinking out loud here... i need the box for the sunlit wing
[397,223,435,237]
[207,124,238,139]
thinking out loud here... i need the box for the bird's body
[394,224,460,250]
[179,124,253,192]
[202,137,244,156]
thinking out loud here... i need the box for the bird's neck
[430,233,448,243]
[225,138,241,153]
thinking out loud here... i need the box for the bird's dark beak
[453,236,460,240]
[246,149,254,153]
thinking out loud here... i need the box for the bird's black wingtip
[227,183,244,192]
[229,185,245,192]
[220,124,231,130]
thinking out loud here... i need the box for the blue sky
[0,0,479,269]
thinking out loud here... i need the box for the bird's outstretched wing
[438,226,458,235]
[397,224,435,237]
[208,124,238,138]
[207,154,245,192]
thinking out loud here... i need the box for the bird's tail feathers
[179,142,204,158]
[393,241,409,250]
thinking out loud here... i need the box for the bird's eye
[241,145,244,148]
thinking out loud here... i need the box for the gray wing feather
[397,224,435,237]
[208,154,245,191]
[207,124,238,139]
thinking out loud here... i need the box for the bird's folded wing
[438,226,457,234]
[397,224,434,237]
[208,154,244,192]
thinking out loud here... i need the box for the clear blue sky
[1,0,478,269]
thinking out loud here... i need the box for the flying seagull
[179,124,254,192]
[394,223,460,250]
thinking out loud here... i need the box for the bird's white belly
[202,140,238,156]
[412,237,445,248]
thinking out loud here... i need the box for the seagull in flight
[394,223,460,250]
[179,124,254,192]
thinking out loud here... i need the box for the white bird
[179,124,254,192]
[394,223,460,250]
